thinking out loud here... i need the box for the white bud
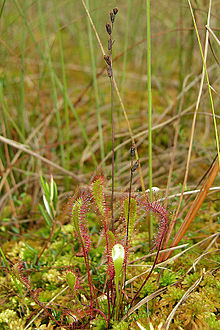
[145,187,160,193]
[112,244,125,277]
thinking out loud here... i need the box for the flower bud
[106,23,112,35]
[131,160,139,173]
[130,145,135,158]
[104,55,111,66]
[110,11,115,24]
[113,8,118,16]
[112,244,125,278]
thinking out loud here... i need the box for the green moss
[205,313,220,329]
[182,272,200,287]
[91,317,107,330]
[42,269,62,284]
[112,320,129,330]
[140,278,157,297]
[38,288,60,303]
[0,309,25,329]
[159,269,178,286]
[160,286,185,307]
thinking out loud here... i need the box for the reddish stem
[84,252,94,319]
[107,280,112,327]
[130,229,165,306]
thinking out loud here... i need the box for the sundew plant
[15,168,170,328]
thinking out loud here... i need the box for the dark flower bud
[106,23,112,35]
[130,145,135,158]
[113,8,118,15]
[107,65,112,78]
[131,160,139,173]
[110,11,115,24]
[104,55,111,66]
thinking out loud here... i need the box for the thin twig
[0,135,83,182]
[205,24,220,45]
[130,229,164,306]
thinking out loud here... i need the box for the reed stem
[146,0,153,245]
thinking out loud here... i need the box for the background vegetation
[0,0,219,329]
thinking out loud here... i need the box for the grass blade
[146,0,153,245]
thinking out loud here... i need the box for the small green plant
[39,175,58,228]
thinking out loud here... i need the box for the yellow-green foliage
[42,269,61,285]
[159,269,178,286]
[150,273,220,329]
[6,241,25,260]
[139,278,157,297]
[38,288,61,303]
[112,320,129,330]
[160,286,185,307]
[0,309,24,329]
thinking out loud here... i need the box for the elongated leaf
[53,181,58,210]
[39,204,52,227]
[25,243,38,254]
[71,198,83,238]
[40,176,49,196]
[92,177,105,216]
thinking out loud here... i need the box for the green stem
[146,0,153,245]
[0,0,6,18]
[108,21,115,230]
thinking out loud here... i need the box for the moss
[112,320,129,330]
[160,286,185,307]
[91,317,107,330]
[205,313,220,330]
[159,269,178,286]
[38,288,61,303]
[182,272,200,287]
[42,269,62,284]
[175,291,217,328]
[5,241,25,260]
[0,309,25,329]
[140,279,157,297]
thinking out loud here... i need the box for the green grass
[86,0,105,162]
